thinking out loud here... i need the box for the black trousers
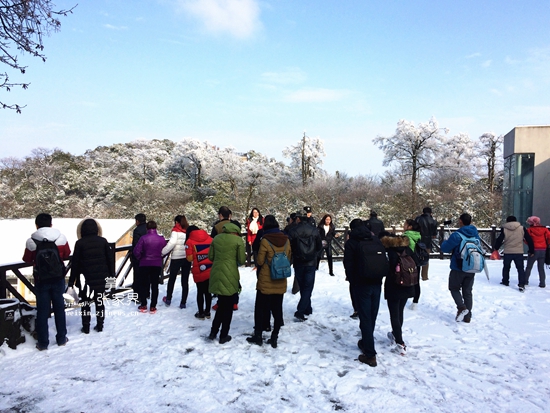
[140,266,161,308]
[253,291,284,339]
[211,293,238,339]
[166,258,191,303]
[196,279,212,314]
[386,296,408,345]
[80,286,105,327]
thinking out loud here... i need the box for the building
[503,125,550,225]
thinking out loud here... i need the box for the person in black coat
[379,231,419,356]
[365,210,385,238]
[344,219,387,367]
[69,218,115,333]
[415,207,438,281]
[131,213,147,301]
[317,214,338,276]
[288,212,323,321]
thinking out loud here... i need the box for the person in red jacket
[23,213,71,350]
[185,225,213,319]
[525,216,550,288]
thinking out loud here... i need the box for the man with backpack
[287,211,322,321]
[440,213,481,323]
[415,207,438,281]
[22,213,71,350]
[344,219,389,367]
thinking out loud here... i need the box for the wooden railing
[0,226,514,304]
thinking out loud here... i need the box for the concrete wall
[504,125,550,225]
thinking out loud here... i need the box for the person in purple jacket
[133,221,167,313]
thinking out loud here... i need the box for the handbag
[490,250,501,260]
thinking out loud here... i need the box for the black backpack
[414,241,430,267]
[358,238,389,280]
[32,238,65,282]
[295,235,317,261]
[393,250,419,286]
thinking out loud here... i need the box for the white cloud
[103,24,128,30]
[261,68,307,85]
[466,52,481,59]
[284,88,351,103]
[482,60,492,68]
[179,0,261,39]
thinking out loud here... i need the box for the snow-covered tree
[283,133,326,186]
[373,117,447,208]
[477,132,503,193]
[1,0,75,111]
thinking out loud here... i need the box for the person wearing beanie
[525,216,550,288]
[69,218,114,334]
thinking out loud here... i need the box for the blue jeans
[35,278,67,348]
[502,254,526,286]
[294,265,316,316]
[353,283,381,358]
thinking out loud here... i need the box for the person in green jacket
[207,222,246,344]
[403,219,422,309]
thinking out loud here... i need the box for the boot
[267,330,278,348]
[246,334,263,346]
[81,324,90,334]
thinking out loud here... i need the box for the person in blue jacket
[440,213,480,323]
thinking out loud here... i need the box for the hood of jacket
[222,222,241,235]
[188,229,211,243]
[503,221,522,232]
[263,230,288,248]
[403,230,421,242]
[171,222,186,233]
[348,225,372,241]
[380,235,410,248]
[78,218,102,239]
[457,225,480,238]
[31,227,61,243]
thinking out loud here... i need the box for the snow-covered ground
[1,259,549,413]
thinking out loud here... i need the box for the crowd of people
[22,208,549,367]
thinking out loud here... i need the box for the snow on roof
[0,218,135,265]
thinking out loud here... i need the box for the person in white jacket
[161,215,191,308]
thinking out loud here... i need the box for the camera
[443,219,452,226]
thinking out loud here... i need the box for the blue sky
[1,0,549,176]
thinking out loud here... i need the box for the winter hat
[526,216,541,226]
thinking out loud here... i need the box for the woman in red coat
[525,216,550,288]
[185,225,214,319]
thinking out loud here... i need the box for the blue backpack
[266,240,292,280]
[457,233,485,273]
